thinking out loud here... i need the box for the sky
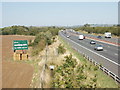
[1,2,118,27]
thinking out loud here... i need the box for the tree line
[74,24,119,36]
[0,25,62,36]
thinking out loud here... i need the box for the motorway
[72,31,119,45]
[59,30,119,78]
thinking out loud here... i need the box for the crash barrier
[72,46,120,83]
[59,32,120,83]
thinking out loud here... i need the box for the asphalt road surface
[69,30,119,45]
[59,30,119,78]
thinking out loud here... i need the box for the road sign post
[13,40,28,60]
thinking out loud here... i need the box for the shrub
[93,78,97,82]
[58,44,66,54]
[94,66,99,71]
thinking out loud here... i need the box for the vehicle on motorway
[90,40,96,44]
[78,35,84,40]
[94,44,103,51]
[97,36,102,39]
[105,32,111,38]
[67,35,70,38]
[61,30,64,32]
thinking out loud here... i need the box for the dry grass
[29,36,71,88]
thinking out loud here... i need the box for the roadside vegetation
[57,44,66,54]
[1,25,63,56]
[56,36,119,88]
[1,26,61,35]
[73,24,119,36]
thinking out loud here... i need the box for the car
[97,36,102,39]
[90,40,96,44]
[94,44,103,51]
[67,35,70,38]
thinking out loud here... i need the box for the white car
[67,35,70,38]
[90,40,96,44]
[94,45,103,51]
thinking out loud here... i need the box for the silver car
[90,40,96,44]
[94,45,103,51]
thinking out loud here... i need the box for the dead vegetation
[30,36,75,88]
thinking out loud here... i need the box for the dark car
[97,36,102,39]
[90,40,96,44]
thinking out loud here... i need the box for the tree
[84,24,90,27]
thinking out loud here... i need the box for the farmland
[1,35,35,88]
[2,35,35,61]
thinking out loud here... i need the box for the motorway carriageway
[70,30,119,46]
[59,31,119,76]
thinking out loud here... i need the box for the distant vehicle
[105,32,111,38]
[97,36,102,39]
[79,35,84,40]
[90,40,96,44]
[67,35,70,38]
[61,30,63,32]
[94,44,103,51]
[64,31,66,34]
[76,32,78,34]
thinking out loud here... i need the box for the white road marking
[60,32,120,67]
[104,49,107,51]
[114,53,118,56]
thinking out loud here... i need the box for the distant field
[1,35,35,88]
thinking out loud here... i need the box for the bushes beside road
[74,25,119,36]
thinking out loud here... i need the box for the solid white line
[114,53,118,56]
[60,32,120,67]
[104,49,107,51]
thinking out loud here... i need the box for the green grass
[58,36,119,88]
